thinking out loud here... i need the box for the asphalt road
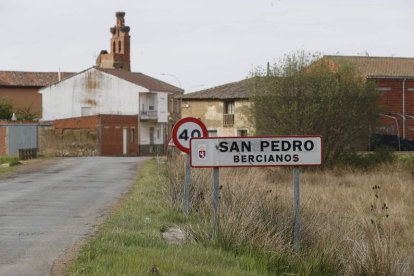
[0,157,146,276]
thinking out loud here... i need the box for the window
[208,130,218,137]
[376,87,391,92]
[118,41,122,53]
[225,101,235,114]
[112,41,116,53]
[237,129,248,137]
[81,107,91,116]
[157,128,161,139]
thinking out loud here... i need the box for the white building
[40,67,182,155]
[39,12,183,155]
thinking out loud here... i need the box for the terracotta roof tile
[97,67,183,94]
[180,79,251,100]
[0,71,75,87]
[324,55,414,78]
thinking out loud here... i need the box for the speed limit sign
[172,117,208,153]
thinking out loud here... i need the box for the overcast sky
[1,0,413,91]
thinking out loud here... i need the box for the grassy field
[70,159,281,275]
[69,153,414,275]
[166,152,414,275]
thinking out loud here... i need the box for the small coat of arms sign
[197,144,207,160]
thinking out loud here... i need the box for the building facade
[324,55,414,141]
[180,79,254,137]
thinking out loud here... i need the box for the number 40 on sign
[172,117,208,154]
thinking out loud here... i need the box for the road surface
[0,157,146,276]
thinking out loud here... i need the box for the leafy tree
[0,98,13,119]
[249,52,380,165]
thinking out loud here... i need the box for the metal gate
[7,125,38,156]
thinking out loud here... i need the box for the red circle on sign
[172,117,208,154]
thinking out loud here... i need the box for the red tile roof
[0,71,75,87]
[97,67,184,94]
[324,55,414,78]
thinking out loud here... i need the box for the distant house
[179,79,253,137]
[40,67,182,155]
[323,55,414,141]
[0,71,74,118]
[40,12,183,156]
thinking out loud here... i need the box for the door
[122,128,128,155]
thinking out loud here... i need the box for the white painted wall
[139,122,164,145]
[157,92,169,123]
[40,68,148,120]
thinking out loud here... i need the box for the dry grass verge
[167,151,414,275]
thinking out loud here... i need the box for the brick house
[323,55,414,141]
[0,71,74,118]
[179,79,254,137]
[40,12,183,156]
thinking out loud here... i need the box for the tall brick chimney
[96,12,131,71]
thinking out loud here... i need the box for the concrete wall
[181,99,254,136]
[157,92,169,123]
[40,68,146,120]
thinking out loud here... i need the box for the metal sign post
[183,154,191,216]
[212,167,220,240]
[171,117,208,216]
[292,166,301,252]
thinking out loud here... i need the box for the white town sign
[190,136,322,168]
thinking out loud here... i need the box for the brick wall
[100,115,138,156]
[53,115,100,130]
[0,127,6,155]
[0,87,42,116]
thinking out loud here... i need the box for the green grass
[0,155,20,175]
[70,159,275,275]
[0,155,18,165]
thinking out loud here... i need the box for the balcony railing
[223,114,234,127]
[140,110,158,120]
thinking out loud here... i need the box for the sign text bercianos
[190,136,322,168]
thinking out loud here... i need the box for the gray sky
[1,0,413,91]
